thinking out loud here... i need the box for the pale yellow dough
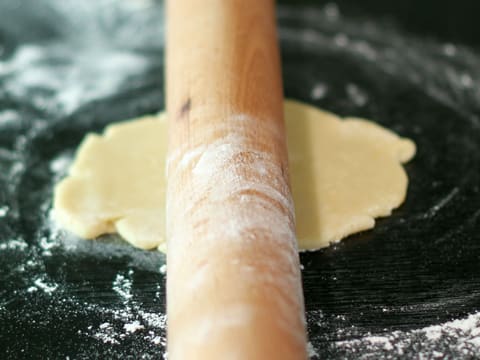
[53,100,415,251]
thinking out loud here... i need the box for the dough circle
[53,100,415,251]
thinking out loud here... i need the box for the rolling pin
[165,0,308,359]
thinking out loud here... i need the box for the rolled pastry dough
[53,100,415,251]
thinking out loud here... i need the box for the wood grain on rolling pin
[166,0,308,359]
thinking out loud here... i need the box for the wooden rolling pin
[165,0,308,359]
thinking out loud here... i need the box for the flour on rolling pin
[166,128,300,286]
[169,129,295,244]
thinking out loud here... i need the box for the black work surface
[0,1,479,359]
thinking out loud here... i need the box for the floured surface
[317,310,480,359]
[2,1,480,358]
[53,100,415,251]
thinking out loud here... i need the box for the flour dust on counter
[1,0,480,358]
[0,22,169,350]
[327,311,480,359]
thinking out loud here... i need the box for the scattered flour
[0,238,27,251]
[93,322,120,345]
[32,277,59,294]
[332,312,480,358]
[88,306,167,347]
[124,320,144,334]
[311,83,328,100]
[443,43,457,57]
[112,271,134,301]
[49,152,73,178]
[159,264,167,275]
[0,43,152,115]
[0,110,19,126]
[39,236,59,256]
[346,83,369,107]
[307,341,319,358]
[0,205,9,217]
